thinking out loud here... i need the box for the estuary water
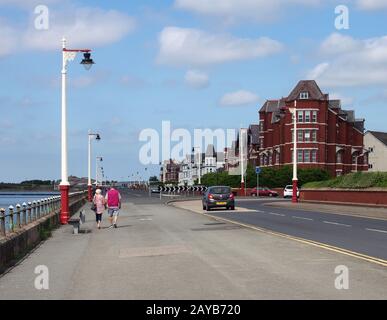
[0,191,60,209]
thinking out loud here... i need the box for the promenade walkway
[0,191,386,299]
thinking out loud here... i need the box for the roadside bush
[201,165,331,188]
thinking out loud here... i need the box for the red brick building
[258,80,367,177]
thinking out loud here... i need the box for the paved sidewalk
[0,199,386,299]
[264,202,387,220]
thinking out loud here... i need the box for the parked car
[150,186,160,193]
[202,186,235,211]
[283,185,300,198]
[250,187,279,197]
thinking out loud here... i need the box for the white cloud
[0,0,60,8]
[0,6,135,57]
[330,93,354,106]
[157,27,283,67]
[308,34,387,87]
[320,33,361,55]
[184,70,209,89]
[357,0,387,10]
[174,0,320,23]
[0,21,17,57]
[23,7,136,51]
[220,90,260,106]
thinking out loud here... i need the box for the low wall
[300,189,387,206]
[0,196,87,274]
[232,188,284,197]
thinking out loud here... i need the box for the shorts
[108,208,119,217]
[96,213,102,222]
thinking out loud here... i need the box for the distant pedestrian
[105,187,121,228]
[93,189,106,229]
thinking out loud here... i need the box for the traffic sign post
[256,167,261,198]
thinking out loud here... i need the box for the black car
[202,186,235,211]
[150,186,160,193]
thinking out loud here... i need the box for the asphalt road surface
[205,198,387,261]
[0,188,385,299]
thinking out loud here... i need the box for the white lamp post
[289,100,298,203]
[60,37,94,224]
[88,131,100,201]
[192,147,201,184]
[240,128,247,195]
[96,156,103,186]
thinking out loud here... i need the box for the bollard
[15,204,21,229]
[22,203,27,226]
[8,205,14,232]
[27,202,32,224]
[0,208,5,236]
[41,199,46,216]
[44,198,49,215]
[36,200,41,219]
[27,201,33,222]
[32,201,37,221]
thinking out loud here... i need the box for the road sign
[255,167,261,174]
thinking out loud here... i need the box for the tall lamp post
[88,131,100,201]
[60,38,95,224]
[192,147,201,184]
[240,128,246,195]
[96,156,103,187]
[289,101,298,203]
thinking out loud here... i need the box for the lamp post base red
[241,182,245,196]
[292,179,298,203]
[60,185,70,224]
[88,185,92,202]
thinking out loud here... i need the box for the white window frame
[300,92,309,99]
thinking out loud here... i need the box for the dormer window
[300,91,309,99]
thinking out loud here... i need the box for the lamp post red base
[292,179,298,203]
[241,182,245,196]
[60,185,70,224]
[88,185,92,202]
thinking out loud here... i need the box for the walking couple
[93,187,122,229]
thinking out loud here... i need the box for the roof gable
[368,131,387,146]
[287,80,326,101]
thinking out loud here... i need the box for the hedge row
[200,165,331,188]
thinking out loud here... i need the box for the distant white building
[178,145,225,186]
[364,131,387,172]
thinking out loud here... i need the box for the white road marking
[323,221,351,227]
[292,216,313,221]
[366,228,387,234]
[268,212,285,217]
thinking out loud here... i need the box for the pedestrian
[105,186,121,228]
[93,189,106,229]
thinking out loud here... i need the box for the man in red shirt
[105,187,122,228]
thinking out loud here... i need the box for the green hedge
[200,165,331,188]
[303,172,387,189]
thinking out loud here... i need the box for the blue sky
[1,0,387,182]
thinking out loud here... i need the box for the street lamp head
[80,52,95,70]
[96,134,101,141]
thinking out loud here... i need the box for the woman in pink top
[93,189,106,229]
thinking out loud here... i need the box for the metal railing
[0,191,87,237]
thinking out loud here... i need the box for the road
[204,198,387,261]
[0,189,386,300]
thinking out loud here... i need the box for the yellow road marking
[208,214,387,267]
[171,202,387,268]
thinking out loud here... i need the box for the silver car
[202,186,235,211]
